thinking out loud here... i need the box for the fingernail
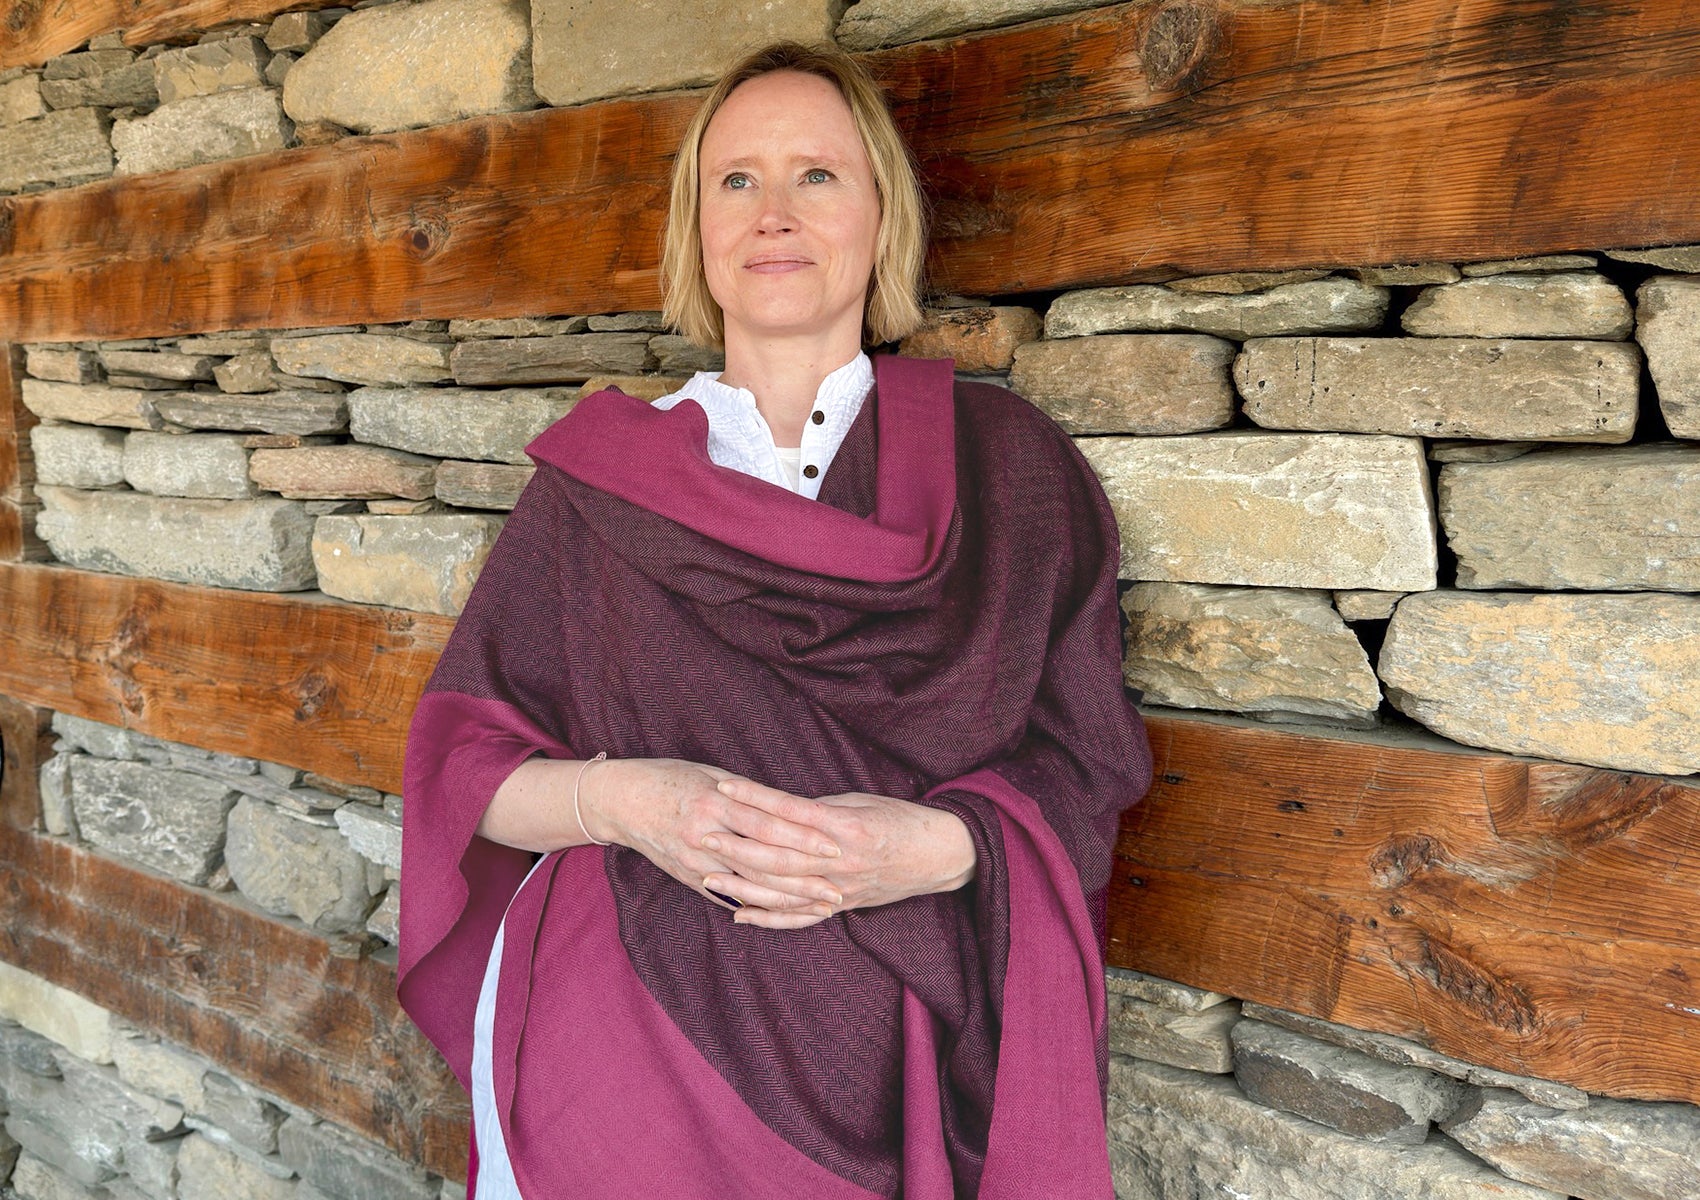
[707,888,743,910]
[717,779,736,794]
[823,891,843,906]
[819,842,841,858]
[702,834,721,852]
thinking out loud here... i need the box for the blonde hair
[661,42,927,349]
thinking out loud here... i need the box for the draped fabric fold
[399,356,1151,1197]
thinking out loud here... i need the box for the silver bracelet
[572,751,610,846]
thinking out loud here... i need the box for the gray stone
[648,335,723,374]
[42,48,134,80]
[67,757,235,884]
[248,444,437,500]
[176,1133,296,1200]
[272,334,452,386]
[898,306,1043,374]
[1440,445,1700,591]
[11,1151,115,1200]
[1607,244,1700,273]
[199,1072,285,1155]
[153,390,349,436]
[1333,590,1404,622]
[34,486,319,591]
[39,754,79,837]
[122,431,256,499]
[1103,967,1229,1013]
[0,107,112,191]
[0,960,114,1064]
[334,803,401,869]
[1461,254,1597,277]
[366,498,442,514]
[434,460,534,510]
[1401,274,1633,339]
[347,386,574,463]
[836,0,1108,49]
[50,713,151,761]
[1232,1019,1465,1145]
[0,1019,66,1077]
[1428,441,1540,463]
[30,424,127,488]
[45,1052,184,1197]
[110,1033,209,1112]
[277,1114,437,1200]
[448,316,588,338]
[534,0,836,104]
[1441,1089,1700,1200]
[1121,583,1382,726]
[5,1112,118,1188]
[24,347,100,384]
[1380,591,1700,775]
[1008,334,1235,435]
[38,58,157,110]
[98,348,217,382]
[1239,1003,1588,1111]
[449,333,652,385]
[0,73,47,124]
[213,350,276,393]
[152,38,270,104]
[112,88,292,175]
[224,797,376,933]
[175,332,270,356]
[1109,995,1238,1073]
[365,885,400,943]
[1635,276,1700,438]
[312,513,505,615]
[1076,433,1438,591]
[267,11,335,53]
[263,51,297,89]
[1167,269,1334,296]
[586,311,667,332]
[1350,263,1462,285]
[1237,337,1639,443]
[1108,1058,1563,1200]
[1046,279,1389,340]
[284,0,535,133]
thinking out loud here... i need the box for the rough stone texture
[122,431,256,499]
[12,1152,114,1200]
[35,485,318,591]
[313,513,505,614]
[175,332,270,356]
[37,1050,185,1195]
[1608,244,1700,272]
[152,37,271,104]
[176,1133,296,1200]
[1104,968,1229,1012]
[1109,995,1238,1073]
[1109,1058,1563,1200]
[68,757,235,885]
[1439,445,1700,591]
[1008,334,1235,435]
[0,73,47,124]
[1076,433,1438,591]
[23,347,101,384]
[1232,1019,1465,1145]
[586,311,666,332]
[38,58,157,110]
[272,334,452,387]
[434,460,535,510]
[1237,338,1639,443]
[0,1019,63,1079]
[1046,279,1389,340]
[112,87,292,175]
[1401,273,1633,339]
[1120,583,1382,726]
[110,1034,208,1112]
[366,885,401,943]
[347,386,574,463]
[249,444,437,500]
[213,350,276,393]
[98,349,217,382]
[0,107,112,191]
[267,11,334,53]
[334,804,402,870]
[153,391,349,436]
[39,754,79,837]
[898,306,1042,373]
[0,961,114,1064]
[224,798,376,933]
[1441,1089,1700,1200]
[576,374,689,402]
[1380,591,1700,775]
[837,0,1109,49]
[51,712,150,761]
[450,316,587,338]
[1351,263,1462,285]
[1429,441,1539,464]
[30,424,127,489]
[535,0,837,104]
[450,332,653,385]
[199,1071,286,1154]
[648,335,724,374]
[1462,254,1597,277]
[264,51,297,88]
[1635,276,1700,438]
[1334,590,1404,622]
[1168,270,1335,295]
[277,1114,437,1200]
[285,0,535,133]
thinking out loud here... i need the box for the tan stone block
[1349,263,1461,285]
[347,386,574,463]
[111,1033,210,1111]
[367,497,442,514]
[31,424,127,488]
[0,73,47,124]
[1166,269,1332,296]
[1635,276,1700,438]
[177,1133,299,1200]
[250,444,438,500]
[837,0,1110,49]
[123,430,256,499]
[1401,273,1632,339]
[0,106,113,191]
[1333,590,1404,622]
[154,390,349,436]
[1105,967,1230,1013]
[1077,432,1438,591]
[0,959,114,1063]
[1237,338,1639,443]
[213,349,276,393]
[266,10,335,53]
[20,380,162,429]
[533,0,837,105]
[1439,445,1700,591]
[112,88,292,175]
[434,459,535,510]
[1607,245,1700,273]
[152,37,270,104]
[1009,334,1234,434]
[23,347,100,383]
[273,333,452,386]
[1109,994,1239,1073]
[899,306,1042,373]
[1461,254,1597,277]
[450,332,653,385]
[1380,591,1700,774]
[1047,279,1388,340]
[98,347,218,381]
[313,513,506,614]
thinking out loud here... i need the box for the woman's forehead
[705,71,858,143]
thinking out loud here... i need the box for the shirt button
[811,410,825,425]
[803,464,819,479]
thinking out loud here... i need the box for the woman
[399,41,1151,1199]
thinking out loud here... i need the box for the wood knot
[1420,934,1539,1035]
[1141,2,1222,93]
[1369,833,1445,888]
[405,211,451,259]
[292,672,334,720]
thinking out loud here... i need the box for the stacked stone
[0,962,458,1200]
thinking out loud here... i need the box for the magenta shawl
[398,356,1151,1197]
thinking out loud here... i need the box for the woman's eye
[804,168,832,184]
[724,173,751,190]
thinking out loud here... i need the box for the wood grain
[5,1,1700,341]
[0,823,468,1177]
[0,694,50,830]
[0,0,346,69]
[1109,716,1700,1103]
[0,342,43,562]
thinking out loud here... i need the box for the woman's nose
[756,188,797,233]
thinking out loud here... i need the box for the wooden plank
[0,342,43,562]
[0,822,468,1177]
[5,1,1700,341]
[0,1,346,70]
[0,694,50,831]
[1108,717,1700,1104]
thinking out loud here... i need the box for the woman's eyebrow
[706,152,854,173]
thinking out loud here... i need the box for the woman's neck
[719,331,863,448]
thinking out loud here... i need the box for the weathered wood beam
[0,822,468,1177]
[0,694,50,831]
[1109,716,1700,1104]
[0,0,345,69]
[5,1,1700,342]
[0,342,44,562]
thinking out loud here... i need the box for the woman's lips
[745,256,812,274]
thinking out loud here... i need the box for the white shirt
[652,353,873,500]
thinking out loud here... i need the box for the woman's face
[697,71,881,354]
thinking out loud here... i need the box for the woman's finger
[715,779,841,857]
[733,906,834,930]
[702,831,841,883]
[702,871,835,916]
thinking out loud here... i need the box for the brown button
[811,410,825,425]
[803,464,819,479]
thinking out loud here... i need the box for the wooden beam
[1108,716,1700,1105]
[0,822,468,1177]
[0,694,50,831]
[0,1,346,70]
[0,342,44,562]
[5,1,1700,342]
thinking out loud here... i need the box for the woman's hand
[700,779,978,930]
